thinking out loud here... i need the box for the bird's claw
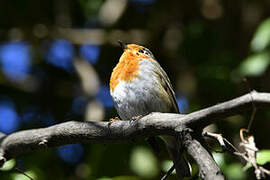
[131,115,143,121]
[108,117,120,126]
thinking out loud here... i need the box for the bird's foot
[131,115,143,121]
[108,117,120,126]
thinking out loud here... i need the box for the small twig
[161,164,175,180]
[203,132,225,147]
[203,132,238,154]
[260,167,270,176]
[14,167,35,180]
[203,131,270,179]
[243,78,257,132]
[247,94,257,132]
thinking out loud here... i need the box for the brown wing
[151,60,191,177]
[152,60,180,114]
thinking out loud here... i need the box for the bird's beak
[118,40,128,51]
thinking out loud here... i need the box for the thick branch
[0,114,184,162]
[0,91,269,178]
[183,133,224,180]
[182,90,270,127]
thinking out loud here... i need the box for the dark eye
[138,49,144,53]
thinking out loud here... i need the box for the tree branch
[182,90,270,127]
[0,91,269,179]
[183,133,224,180]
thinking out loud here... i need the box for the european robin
[110,41,191,179]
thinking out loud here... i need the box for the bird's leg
[108,117,120,126]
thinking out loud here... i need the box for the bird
[109,41,191,179]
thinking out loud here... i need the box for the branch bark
[0,91,269,179]
[183,133,224,180]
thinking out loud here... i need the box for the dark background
[0,0,270,179]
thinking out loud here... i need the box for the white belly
[110,62,171,120]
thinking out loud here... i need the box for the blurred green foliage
[0,0,270,180]
[239,17,270,77]
[239,51,270,76]
[0,160,15,171]
[130,146,159,178]
[78,0,103,18]
[257,149,270,165]
[251,18,270,52]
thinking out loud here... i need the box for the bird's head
[118,41,155,61]
[110,41,155,92]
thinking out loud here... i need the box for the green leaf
[161,160,176,174]
[129,146,158,178]
[251,18,270,52]
[12,170,36,180]
[257,149,270,165]
[241,150,270,171]
[0,159,15,171]
[238,51,270,76]
[213,152,225,167]
[243,162,252,171]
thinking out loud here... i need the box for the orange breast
[110,51,140,92]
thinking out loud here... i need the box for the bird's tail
[162,135,192,179]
